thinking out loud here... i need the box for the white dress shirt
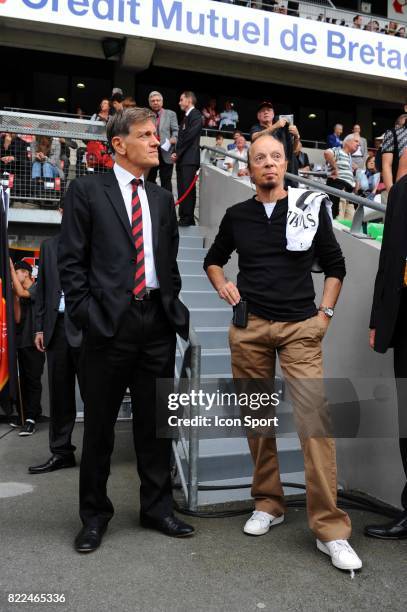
[113,163,159,289]
[185,106,195,117]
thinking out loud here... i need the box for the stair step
[179,236,204,249]
[178,247,208,261]
[178,226,206,238]
[195,327,230,349]
[181,275,213,291]
[178,260,206,275]
[189,307,232,327]
[181,290,222,308]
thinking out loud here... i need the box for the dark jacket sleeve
[314,203,346,281]
[176,110,202,160]
[57,178,91,329]
[369,185,395,329]
[34,241,46,333]
[203,209,235,270]
[170,194,182,296]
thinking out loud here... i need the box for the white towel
[286,187,333,252]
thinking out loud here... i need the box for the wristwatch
[318,306,334,318]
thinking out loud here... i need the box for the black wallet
[232,300,248,328]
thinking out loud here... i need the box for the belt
[133,288,161,302]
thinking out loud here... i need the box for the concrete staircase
[177,226,305,506]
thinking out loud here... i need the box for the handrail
[201,145,386,237]
[174,323,202,511]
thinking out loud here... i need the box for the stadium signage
[2,0,407,81]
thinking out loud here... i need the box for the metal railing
[173,325,202,511]
[201,145,386,237]
[0,111,110,209]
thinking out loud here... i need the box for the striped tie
[131,178,146,299]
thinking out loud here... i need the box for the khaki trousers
[229,314,351,542]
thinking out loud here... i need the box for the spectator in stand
[355,156,381,200]
[110,92,124,114]
[75,107,86,119]
[31,136,64,180]
[352,15,363,29]
[396,26,406,37]
[219,101,239,132]
[296,142,310,171]
[202,99,220,130]
[227,130,250,152]
[0,132,25,175]
[385,21,399,35]
[10,260,45,437]
[172,91,202,226]
[215,133,225,149]
[251,101,300,150]
[250,101,301,183]
[123,96,137,108]
[365,20,380,32]
[91,99,110,123]
[351,124,368,169]
[262,0,278,10]
[327,124,343,148]
[381,114,407,192]
[224,135,249,176]
[324,134,359,218]
[147,90,179,193]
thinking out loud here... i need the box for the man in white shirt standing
[59,107,194,553]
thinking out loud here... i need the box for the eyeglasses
[251,152,285,165]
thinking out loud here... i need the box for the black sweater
[203,196,346,322]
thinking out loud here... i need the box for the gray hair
[343,134,358,144]
[107,107,156,149]
[148,90,163,101]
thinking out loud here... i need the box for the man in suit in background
[366,149,407,540]
[29,215,83,474]
[58,107,194,553]
[172,91,202,226]
[147,90,178,194]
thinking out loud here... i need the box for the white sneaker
[243,510,284,536]
[317,539,362,571]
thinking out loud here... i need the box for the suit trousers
[176,164,199,224]
[79,297,176,527]
[47,316,81,457]
[229,313,352,542]
[392,289,407,510]
[148,155,174,194]
[18,347,45,422]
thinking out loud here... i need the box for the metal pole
[187,329,201,512]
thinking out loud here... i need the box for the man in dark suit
[29,222,83,474]
[147,90,178,193]
[58,107,194,553]
[172,91,202,226]
[366,155,407,540]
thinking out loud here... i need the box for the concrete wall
[199,163,405,508]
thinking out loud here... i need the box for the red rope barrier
[174,169,200,207]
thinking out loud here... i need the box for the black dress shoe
[28,454,76,474]
[75,524,107,553]
[140,513,195,537]
[364,512,407,539]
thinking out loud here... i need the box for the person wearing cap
[251,101,301,185]
[250,101,301,153]
[9,259,45,436]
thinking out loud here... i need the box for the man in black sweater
[204,132,362,573]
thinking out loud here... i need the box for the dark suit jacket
[370,175,407,353]
[57,171,189,340]
[35,235,82,348]
[176,107,202,166]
